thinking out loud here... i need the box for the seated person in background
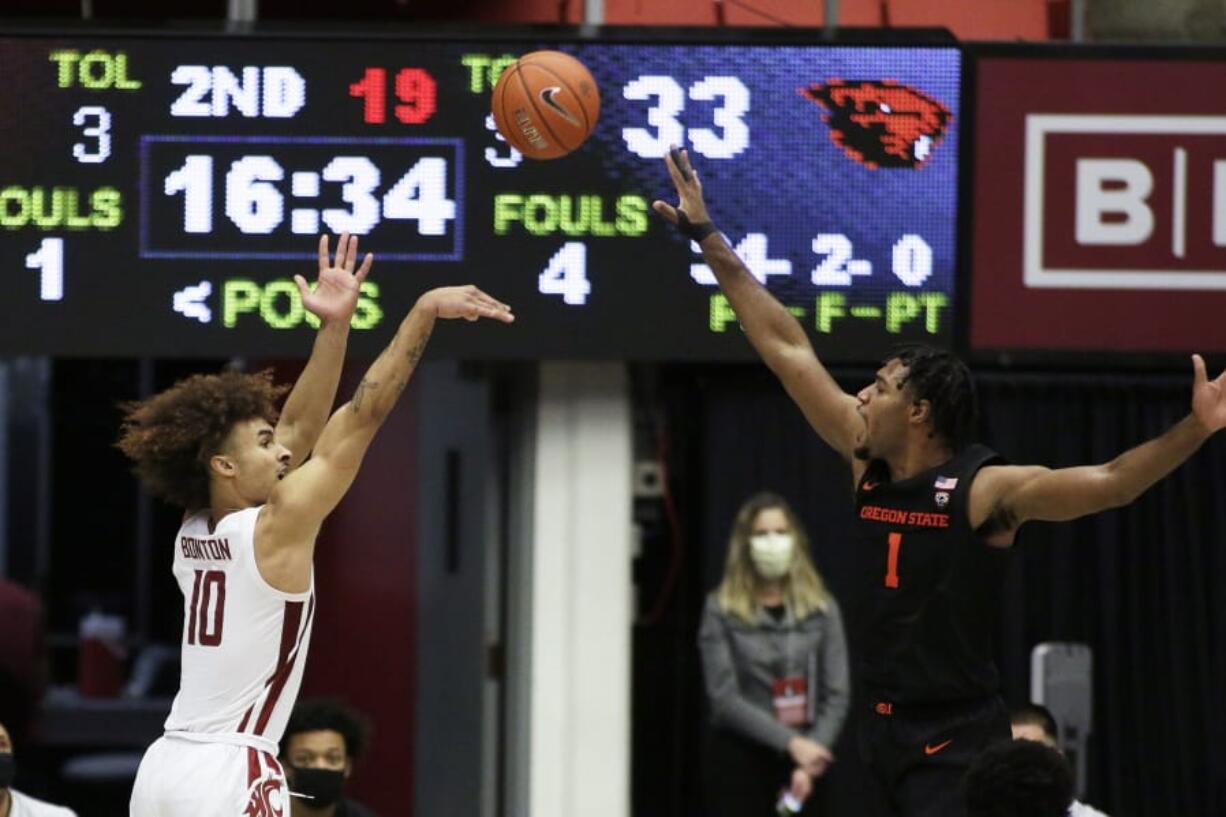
[0,580,48,753]
[964,738,1073,817]
[1011,703,1110,817]
[0,720,77,817]
[279,699,377,817]
[698,492,850,817]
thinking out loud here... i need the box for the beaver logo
[802,80,951,169]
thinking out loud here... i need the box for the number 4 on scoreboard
[382,157,455,236]
[538,242,591,305]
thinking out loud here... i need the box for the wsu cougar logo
[244,776,285,817]
[803,80,951,169]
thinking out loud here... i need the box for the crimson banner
[969,56,1226,354]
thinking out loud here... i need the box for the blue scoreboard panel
[0,29,960,360]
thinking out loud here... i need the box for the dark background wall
[627,364,1226,817]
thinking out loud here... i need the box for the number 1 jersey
[164,506,315,754]
[853,444,1008,705]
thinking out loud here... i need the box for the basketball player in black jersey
[652,148,1226,817]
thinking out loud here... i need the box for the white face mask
[748,532,795,580]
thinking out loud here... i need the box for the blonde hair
[716,492,831,624]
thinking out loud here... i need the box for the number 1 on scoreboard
[26,238,64,302]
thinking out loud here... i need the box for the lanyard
[763,603,799,676]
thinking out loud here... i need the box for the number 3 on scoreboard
[884,532,902,589]
[73,106,111,164]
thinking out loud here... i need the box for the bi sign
[968,56,1226,355]
[1024,114,1226,291]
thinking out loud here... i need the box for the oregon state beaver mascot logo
[803,80,951,169]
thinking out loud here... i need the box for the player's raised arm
[971,354,1224,539]
[274,233,373,470]
[652,147,862,461]
[257,286,514,580]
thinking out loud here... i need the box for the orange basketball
[491,50,600,160]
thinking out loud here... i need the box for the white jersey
[163,506,314,756]
[10,789,78,817]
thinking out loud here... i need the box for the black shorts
[857,695,1010,817]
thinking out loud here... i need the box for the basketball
[491,50,601,160]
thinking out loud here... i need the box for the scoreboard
[0,29,961,360]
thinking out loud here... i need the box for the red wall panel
[969,58,1226,354]
[296,363,420,816]
[603,0,1051,39]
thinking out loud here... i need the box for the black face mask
[289,766,345,808]
[0,753,14,790]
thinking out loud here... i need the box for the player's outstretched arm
[257,286,513,584]
[652,147,861,461]
[971,354,1224,537]
[274,233,373,469]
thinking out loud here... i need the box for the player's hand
[1192,354,1226,433]
[419,285,515,323]
[787,736,833,777]
[296,233,373,325]
[789,767,813,802]
[651,145,711,227]
[808,740,833,777]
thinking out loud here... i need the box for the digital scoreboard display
[0,29,960,360]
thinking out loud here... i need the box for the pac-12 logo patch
[803,80,951,169]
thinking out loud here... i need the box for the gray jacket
[698,592,850,752]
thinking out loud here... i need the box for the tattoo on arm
[405,327,433,368]
[352,378,379,412]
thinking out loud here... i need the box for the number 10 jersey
[164,506,315,755]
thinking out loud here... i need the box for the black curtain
[656,365,1226,817]
[978,372,1226,817]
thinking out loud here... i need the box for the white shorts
[130,736,289,817]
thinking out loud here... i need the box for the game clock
[0,28,961,360]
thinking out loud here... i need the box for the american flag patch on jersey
[934,476,958,490]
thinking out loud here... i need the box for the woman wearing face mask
[699,492,850,817]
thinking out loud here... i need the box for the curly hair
[116,369,288,510]
[964,738,1074,817]
[280,698,372,761]
[888,344,978,452]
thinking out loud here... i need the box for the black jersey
[853,444,1009,704]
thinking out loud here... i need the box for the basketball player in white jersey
[120,234,514,816]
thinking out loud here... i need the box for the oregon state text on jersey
[853,444,1010,704]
